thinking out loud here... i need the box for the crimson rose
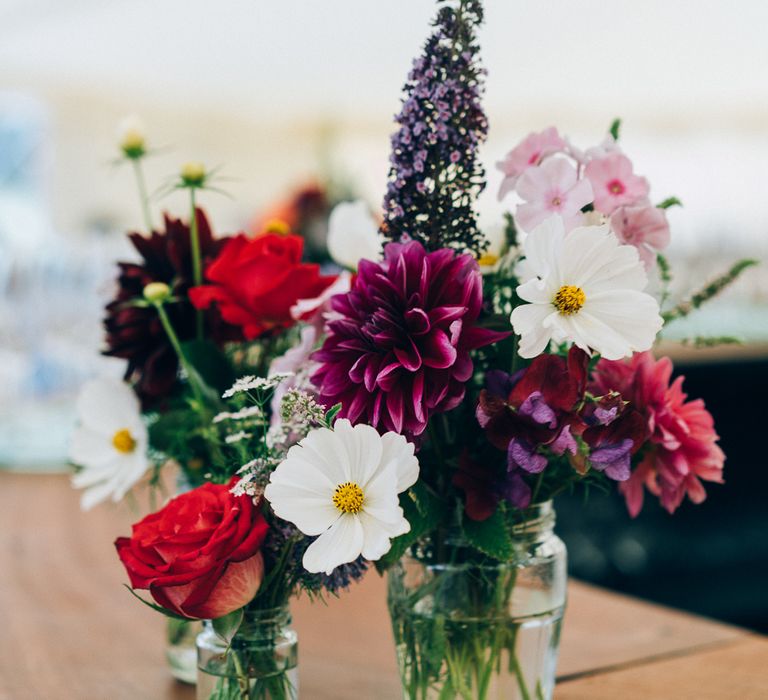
[189,232,337,340]
[115,482,268,619]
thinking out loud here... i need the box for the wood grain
[0,472,757,699]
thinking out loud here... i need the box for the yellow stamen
[263,219,291,236]
[477,252,499,267]
[112,428,136,454]
[332,482,365,514]
[553,285,586,315]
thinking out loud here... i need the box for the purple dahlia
[311,240,506,437]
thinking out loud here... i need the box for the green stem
[229,649,250,699]
[131,157,153,233]
[189,187,204,339]
[155,301,205,409]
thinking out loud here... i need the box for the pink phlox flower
[514,158,593,233]
[609,205,670,271]
[496,127,567,201]
[584,153,650,215]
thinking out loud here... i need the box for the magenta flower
[610,205,671,270]
[311,241,507,437]
[584,153,649,215]
[591,352,725,516]
[514,158,593,232]
[496,127,567,201]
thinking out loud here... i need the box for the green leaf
[608,118,621,140]
[657,196,682,209]
[180,340,236,395]
[147,408,200,453]
[123,585,190,621]
[324,403,343,426]
[461,509,513,561]
[374,486,445,573]
[212,608,244,645]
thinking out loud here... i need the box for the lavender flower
[382,0,488,256]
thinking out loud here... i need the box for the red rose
[115,482,268,619]
[189,233,337,340]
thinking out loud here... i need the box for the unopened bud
[180,161,206,187]
[143,281,171,304]
[118,115,146,159]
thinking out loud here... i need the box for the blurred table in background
[1,472,766,699]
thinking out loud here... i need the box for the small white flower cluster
[224,430,252,445]
[222,373,293,399]
[231,457,279,499]
[280,389,326,431]
[213,405,265,424]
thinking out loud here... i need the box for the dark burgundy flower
[476,347,590,467]
[452,453,499,521]
[311,240,507,437]
[104,209,238,406]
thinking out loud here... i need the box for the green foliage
[180,339,235,396]
[123,585,189,621]
[375,483,446,572]
[663,258,758,323]
[657,196,682,209]
[212,608,244,646]
[462,509,513,561]
[324,403,343,426]
[609,118,621,140]
[681,335,743,349]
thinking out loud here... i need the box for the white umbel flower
[511,215,663,360]
[326,200,382,270]
[69,378,149,510]
[264,419,419,574]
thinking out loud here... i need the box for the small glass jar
[196,605,299,700]
[387,501,567,700]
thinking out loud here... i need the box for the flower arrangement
[70,2,758,699]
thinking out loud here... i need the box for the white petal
[327,201,382,270]
[361,466,402,524]
[264,481,339,536]
[76,378,141,433]
[80,479,119,510]
[302,515,364,575]
[335,420,383,487]
[268,454,336,497]
[511,304,556,358]
[296,426,352,484]
[379,432,419,493]
[520,215,565,279]
[358,510,410,561]
[69,427,116,467]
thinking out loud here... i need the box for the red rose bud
[189,233,337,340]
[115,482,268,619]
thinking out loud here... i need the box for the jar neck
[510,500,555,539]
[204,603,292,640]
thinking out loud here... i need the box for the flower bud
[118,115,146,159]
[143,281,171,304]
[180,161,206,187]
[263,218,291,236]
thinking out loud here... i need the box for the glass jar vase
[387,501,567,700]
[196,605,299,700]
[167,618,202,684]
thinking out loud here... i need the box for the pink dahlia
[311,241,507,437]
[591,352,725,516]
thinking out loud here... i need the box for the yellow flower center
[553,285,586,315]
[112,428,137,454]
[332,482,365,514]
[477,252,499,267]
[263,218,291,236]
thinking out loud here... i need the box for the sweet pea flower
[514,158,593,233]
[610,205,671,271]
[496,127,567,200]
[584,153,649,215]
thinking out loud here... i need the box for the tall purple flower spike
[381,0,489,256]
[311,240,507,438]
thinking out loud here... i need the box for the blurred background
[1,0,766,632]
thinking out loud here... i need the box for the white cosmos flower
[326,200,382,270]
[264,419,419,574]
[69,378,149,510]
[510,215,663,360]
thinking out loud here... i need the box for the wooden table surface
[1,472,766,699]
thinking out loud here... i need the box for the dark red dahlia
[104,209,239,406]
[311,240,507,437]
